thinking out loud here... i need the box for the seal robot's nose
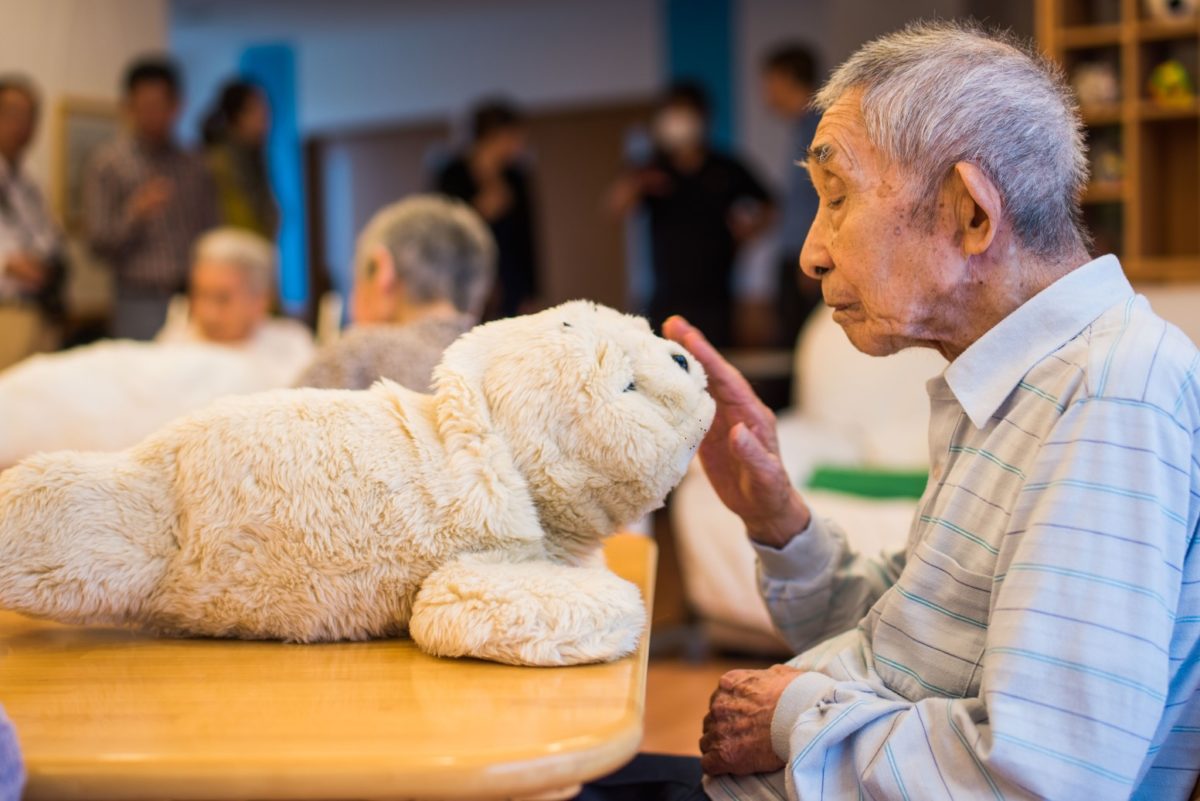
[672,353,689,373]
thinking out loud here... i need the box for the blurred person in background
[296,195,495,392]
[83,55,217,341]
[201,79,278,239]
[0,74,66,370]
[0,227,310,467]
[761,43,823,347]
[610,82,774,349]
[157,227,312,385]
[434,98,538,319]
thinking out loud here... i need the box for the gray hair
[814,20,1089,258]
[355,195,497,316]
[192,227,276,296]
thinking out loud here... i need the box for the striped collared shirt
[82,135,216,293]
[708,255,1200,800]
[0,158,62,301]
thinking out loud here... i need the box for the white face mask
[653,108,703,151]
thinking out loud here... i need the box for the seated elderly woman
[0,229,313,467]
[157,227,314,386]
[582,21,1199,801]
[296,194,495,391]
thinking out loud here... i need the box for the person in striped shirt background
[580,20,1199,801]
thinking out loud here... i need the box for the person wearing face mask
[610,82,774,348]
[435,98,539,320]
[0,74,66,370]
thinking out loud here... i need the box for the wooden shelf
[1138,17,1200,42]
[1139,100,1200,120]
[1082,182,1125,204]
[1060,23,1123,48]
[1127,255,1200,281]
[1038,0,1200,283]
[1080,103,1124,124]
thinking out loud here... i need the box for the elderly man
[297,194,495,392]
[157,227,314,386]
[582,22,1200,801]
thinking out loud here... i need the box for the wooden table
[0,534,656,800]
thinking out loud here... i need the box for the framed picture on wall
[55,97,121,234]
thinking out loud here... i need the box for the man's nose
[799,215,832,280]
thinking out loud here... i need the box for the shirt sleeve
[755,515,906,654]
[769,397,1190,800]
[294,342,347,389]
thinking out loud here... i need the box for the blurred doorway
[304,97,654,323]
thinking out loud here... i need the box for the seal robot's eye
[672,354,689,372]
[624,381,636,392]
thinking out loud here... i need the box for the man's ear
[950,161,1002,257]
[368,244,397,294]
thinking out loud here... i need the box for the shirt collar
[944,254,1133,429]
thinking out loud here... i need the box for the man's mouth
[828,301,863,321]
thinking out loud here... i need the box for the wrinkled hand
[5,253,48,291]
[663,316,810,547]
[473,180,513,221]
[700,664,804,775]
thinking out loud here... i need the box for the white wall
[170,0,1008,193]
[170,0,661,143]
[0,0,167,191]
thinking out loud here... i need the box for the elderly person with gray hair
[582,21,1200,801]
[157,226,315,386]
[296,194,495,392]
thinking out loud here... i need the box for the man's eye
[827,196,846,210]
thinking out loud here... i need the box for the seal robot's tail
[0,448,176,626]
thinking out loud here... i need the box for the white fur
[0,302,714,666]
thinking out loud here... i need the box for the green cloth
[806,465,929,499]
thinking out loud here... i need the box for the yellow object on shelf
[0,533,657,801]
[1148,58,1197,108]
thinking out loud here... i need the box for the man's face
[189,259,267,344]
[762,69,808,118]
[126,81,179,144]
[486,126,527,167]
[0,89,36,161]
[653,103,705,153]
[235,91,270,145]
[799,91,967,356]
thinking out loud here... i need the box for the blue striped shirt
[708,255,1200,800]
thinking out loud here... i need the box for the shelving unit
[1037,0,1200,282]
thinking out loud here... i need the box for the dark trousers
[575,754,710,801]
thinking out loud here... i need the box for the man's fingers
[731,424,788,490]
[700,750,728,776]
[718,669,748,691]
